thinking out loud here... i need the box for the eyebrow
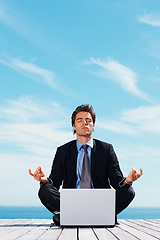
[76,117,92,120]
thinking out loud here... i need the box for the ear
[73,124,76,131]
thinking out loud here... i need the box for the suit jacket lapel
[70,140,78,178]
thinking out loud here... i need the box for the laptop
[60,188,115,227]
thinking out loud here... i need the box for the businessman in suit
[29,104,142,225]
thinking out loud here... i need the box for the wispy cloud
[0,96,74,158]
[97,120,137,136]
[86,57,153,102]
[0,2,25,32]
[97,105,160,136]
[0,96,75,206]
[0,55,75,96]
[0,2,59,54]
[137,13,160,27]
[121,105,160,133]
[0,2,41,45]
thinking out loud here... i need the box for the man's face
[73,111,94,138]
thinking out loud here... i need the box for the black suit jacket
[49,139,125,190]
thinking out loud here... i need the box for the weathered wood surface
[0,219,159,240]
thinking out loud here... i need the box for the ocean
[0,206,160,219]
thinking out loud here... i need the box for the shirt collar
[76,138,93,151]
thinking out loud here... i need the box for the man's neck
[76,135,92,145]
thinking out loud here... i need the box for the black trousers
[38,183,135,215]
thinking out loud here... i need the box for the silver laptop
[60,189,115,227]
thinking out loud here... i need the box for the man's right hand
[29,166,49,183]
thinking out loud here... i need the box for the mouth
[82,126,89,130]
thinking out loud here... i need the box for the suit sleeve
[108,144,125,189]
[49,147,64,190]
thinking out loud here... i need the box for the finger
[137,168,143,178]
[29,169,34,176]
[34,167,43,180]
[37,166,42,174]
[132,168,136,174]
[131,168,139,181]
[33,171,40,181]
[34,169,39,178]
[35,167,41,174]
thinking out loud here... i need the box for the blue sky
[0,0,160,207]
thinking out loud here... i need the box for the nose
[83,119,88,124]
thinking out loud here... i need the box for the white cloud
[97,105,160,136]
[0,3,23,31]
[0,97,74,158]
[97,120,137,136]
[0,2,54,52]
[137,13,160,27]
[121,105,160,134]
[121,105,160,122]
[12,59,58,88]
[0,55,75,96]
[0,96,69,122]
[0,97,75,205]
[87,57,153,102]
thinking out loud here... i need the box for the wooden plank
[38,226,62,240]
[145,219,160,225]
[0,219,160,240]
[0,226,33,240]
[150,220,160,223]
[79,228,98,240]
[93,227,121,240]
[108,225,138,240]
[119,220,159,240]
[0,219,14,225]
[0,219,51,240]
[0,219,29,227]
[135,220,160,232]
[126,219,160,239]
[15,219,52,240]
[0,225,15,236]
[15,228,47,239]
[58,228,78,240]
[0,219,30,238]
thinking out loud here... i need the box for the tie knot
[81,145,88,151]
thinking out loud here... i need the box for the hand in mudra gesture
[124,168,143,184]
[29,166,49,183]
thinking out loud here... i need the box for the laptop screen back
[60,189,115,226]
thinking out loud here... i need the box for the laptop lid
[60,189,115,226]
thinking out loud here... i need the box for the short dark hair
[71,104,96,134]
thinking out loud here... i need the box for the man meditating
[29,104,142,226]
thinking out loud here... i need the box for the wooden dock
[0,219,159,240]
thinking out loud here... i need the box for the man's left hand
[124,168,143,184]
